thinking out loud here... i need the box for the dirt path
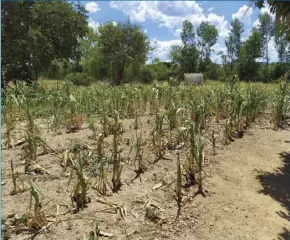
[190,126,290,240]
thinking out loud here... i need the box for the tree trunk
[115,62,125,86]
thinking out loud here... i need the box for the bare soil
[1,118,289,240]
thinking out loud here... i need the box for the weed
[69,151,91,212]
[132,129,146,178]
[10,160,26,195]
[195,134,205,196]
[210,130,217,155]
[27,181,47,230]
[152,112,165,161]
[273,74,289,128]
[111,112,123,192]
[88,118,98,140]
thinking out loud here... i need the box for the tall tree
[238,29,263,80]
[274,22,289,64]
[257,12,274,79]
[77,27,99,68]
[197,21,218,72]
[225,18,244,71]
[170,20,199,73]
[218,51,230,77]
[254,0,290,38]
[181,20,196,46]
[1,1,34,85]
[1,1,88,85]
[97,20,150,85]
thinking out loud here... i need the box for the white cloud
[149,37,228,64]
[85,2,101,13]
[210,38,228,64]
[110,1,228,37]
[109,1,279,64]
[156,1,203,16]
[112,21,118,26]
[231,5,254,41]
[252,18,260,28]
[208,7,214,12]
[232,5,253,25]
[149,38,182,62]
[174,28,182,38]
[207,13,228,37]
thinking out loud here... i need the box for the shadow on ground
[258,151,290,240]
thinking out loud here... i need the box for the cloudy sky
[83,1,277,63]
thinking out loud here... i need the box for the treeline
[221,14,290,81]
[2,1,290,87]
[38,14,290,84]
[42,19,222,84]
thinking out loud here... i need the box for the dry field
[1,80,289,240]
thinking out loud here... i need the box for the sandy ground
[190,125,290,240]
[1,118,289,240]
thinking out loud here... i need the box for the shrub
[65,72,94,86]
[272,63,290,80]
[140,66,154,84]
[152,63,170,81]
[207,63,223,80]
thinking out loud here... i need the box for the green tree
[272,22,290,78]
[197,21,218,72]
[225,18,244,71]
[238,29,263,80]
[257,12,274,79]
[1,1,34,85]
[1,1,88,85]
[170,20,199,74]
[170,45,199,73]
[150,61,170,81]
[218,51,230,78]
[181,20,196,46]
[97,20,150,85]
[78,27,98,68]
[274,22,289,63]
[254,1,290,38]
[124,61,142,83]
[86,47,111,81]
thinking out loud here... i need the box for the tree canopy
[1,1,88,85]
[197,21,218,72]
[97,20,150,85]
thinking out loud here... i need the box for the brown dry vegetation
[1,79,289,240]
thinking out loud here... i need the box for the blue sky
[83,1,277,63]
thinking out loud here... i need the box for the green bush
[124,62,141,83]
[140,66,154,83]
[272,63,290,80]
[65,72,94,86]
[152,63,169,81]
[206,63,223,80]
